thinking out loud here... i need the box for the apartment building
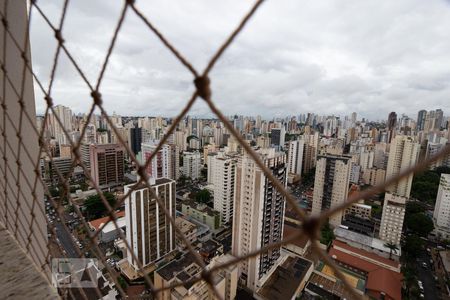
[182,151,202,180]
[208,151,238,223]
[385,135,420,198]
[312,155,351,227]
[89,143,125,189]
[433,174,450,238]
[232,148,287,291]
[124,178,176,270]
[379,193,406,245]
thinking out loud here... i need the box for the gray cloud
[30,0,450,120]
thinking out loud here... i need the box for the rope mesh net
[0,0,449,299]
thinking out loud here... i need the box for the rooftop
[329,241,402,300]
[257,256,313,300]
[88,211,125,231]
[156,253,197,282]
[334,227,402,257]
[182,200,221,218]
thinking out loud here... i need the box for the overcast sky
[30,0,450,121]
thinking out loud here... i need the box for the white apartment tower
[312,155,351,227]
[141,141,179,180]
[433,174,450,238]
[385,135,420,198]
[232,148,287,291]
[50,104,73,145]
[125,178,176,270]
[209,152,238,224]
[287,139,304,177]
[301,132,319,174]
[182,151,202,179]
[379,193,406,245]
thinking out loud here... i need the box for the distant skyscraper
[287,139,304,177]
[89,143,125,189]
[50,104,73,145]
[312,154,351,226]
[433,174,450,239]
[351,112,357,123]
[232,148,287,291]
[125,178,176,270]
[142,142,170,179]
[435,109,444,130]
[129,126,142,155]
[182,151,202,179]
[379,193,406,245]
[301,132,319,174]
[387,112,397,143]
[209,151,238,224]
[270,127,286,148]
[385,135,419,198]
[417,110,427,131]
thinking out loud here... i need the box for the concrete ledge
[0,225,58,300]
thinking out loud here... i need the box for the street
[55,222,78,258]
[417,246,439,300]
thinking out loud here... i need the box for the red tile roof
[89,211,125,231]
[329,241,402,300]
[367,268,402,300]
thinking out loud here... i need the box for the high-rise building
[417,110,427,131]
[351,112,357,123]
[129,126,142,155]
[89,143,124,189]
[435,109,444,130]
[232,148,287,291]
[387,112,397,142]
[50,104,73,145]
[359,149,374,172]
[270,127,286,148]
[182,151,202,180]
[312,154,351,227]
[209,152,238,224]
[124,178,176,270]
[385,135,420,198]
[379,193,406,245]
[169,144,180,180]
[301,132,319,174]
[141,141,179,180]
[433,174,450,238]
[287,139,304,177]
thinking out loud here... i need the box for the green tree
[195,189,211,204]
[403,234,423,259]
[406,213,434,237]
[384,242,399,260]
[320,222,335,246]
[84,192,117,220]
[411,169,441,203]
[117,276,127,289]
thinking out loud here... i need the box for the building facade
[433,174,450,238]
[287,139,304,178]
[182,151,202,180]
[124,178,176,269]
[312,155,351,227]
[379,193,406,245]
[385,135,419,198]
[232,148,287,291]
[209,152,238,224]
[89,143,124,189]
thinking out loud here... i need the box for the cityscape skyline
[3,1,450,300]
[30,0,450,119]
